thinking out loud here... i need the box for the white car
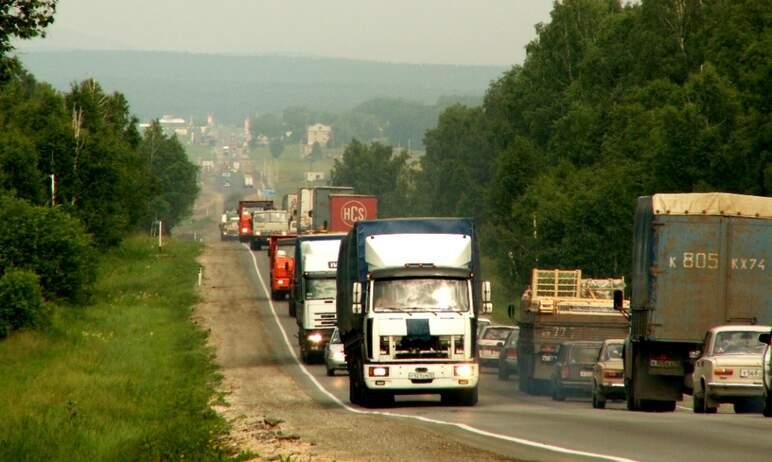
[478,325,516,367]
[692,325,770,414]
[760,330,772,417]
[324,328,347,376]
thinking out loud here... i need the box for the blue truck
[621,193,772,412]
[336,218,492,407]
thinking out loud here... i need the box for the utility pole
[49,174,56,206]
[158,220,163,249]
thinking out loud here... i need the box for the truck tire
[763,394,772,417]
[592,382,606,409]
[734,398,764,414]
[288,300,296,317]
[441,387,478,406]
[551,381,565,401]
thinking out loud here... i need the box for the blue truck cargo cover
[631,193,772,342]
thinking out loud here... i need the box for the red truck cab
[269,236,296,300]
[237,200,274,243]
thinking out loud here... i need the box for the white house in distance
[302,123,332,156]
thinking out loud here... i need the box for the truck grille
[314,312,336,328]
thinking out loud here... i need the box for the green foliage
[0,268,45,338]
[330,140,413,217]
[138,121,199,231]
[0,1,57,59]
[0,237,231,460]
[0,194,96,301]
[401,0,772,296]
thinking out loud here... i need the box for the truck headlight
[454,364,474,378]
[368,366,389,377]
[308,333,323,343]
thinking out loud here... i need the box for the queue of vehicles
[234,186,770,413]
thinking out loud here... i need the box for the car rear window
[571,345,601,363]
[483,327,513,340]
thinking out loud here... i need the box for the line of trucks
[238,189,770,411]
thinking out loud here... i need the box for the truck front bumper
[707,382,764,399]
[364,362,479,391]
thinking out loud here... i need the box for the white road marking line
[243,244,640,462]
[677,405,692,412]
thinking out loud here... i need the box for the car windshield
[306,278,336,300]
[713,331,767,355]
[571,345,601,363]
[330,329,341,343]
[603,343,623,360]
[483,327,513,340]
[373,278,469,312]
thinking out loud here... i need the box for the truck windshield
[306,278,336,300]
[713,331,767,355]
[372,278,469,313]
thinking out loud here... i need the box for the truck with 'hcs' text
[292,234,345,362]
[513,269,629,395]
[621,192,772,412]
[295,186,354,234]
[336,218,493,407]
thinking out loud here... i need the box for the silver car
[325,328,347,376]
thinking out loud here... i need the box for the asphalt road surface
[236,244,771,462]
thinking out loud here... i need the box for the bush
[0,195,96,301]
[0,268,44,337]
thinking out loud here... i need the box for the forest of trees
[0,1,199,334]
[332,0,771,297]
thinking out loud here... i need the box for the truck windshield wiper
[379,306,413,316]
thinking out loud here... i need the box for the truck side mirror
[759,333,772,345]
[352,282,362,314]
[507,304,515,320]
[613,290,624,311]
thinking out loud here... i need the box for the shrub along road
[0,237,230,461]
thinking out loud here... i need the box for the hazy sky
[20,0,554,66]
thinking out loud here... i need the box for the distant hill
[16,50,505,125]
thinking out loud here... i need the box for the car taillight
[603,370,622,379]
[561,367,569,379]
[715,367,734,376]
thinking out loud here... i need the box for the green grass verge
[0,236,230,461]
[480,255,520,325]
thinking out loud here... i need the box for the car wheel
[693,392,705,414]
[326,365,335,377]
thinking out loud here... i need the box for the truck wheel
[625,377,639,411]
[763,394,772,417]
[552,381,565,401]
[458,387,479,406]
[518,366,530,393]
[734,398,764,414]
[288,301,296,317]
[592,383,606,409]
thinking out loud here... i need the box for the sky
[19,0,554,66]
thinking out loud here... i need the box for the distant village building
[158,115,188,137]
[243,117,252,145]
[305,171,325,182]
[302,123,332,156]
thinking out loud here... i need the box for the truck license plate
[740,369,761,378]
[409,372,434,380]
[541,354,557,362]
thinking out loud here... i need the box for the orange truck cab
[269,236,296,300]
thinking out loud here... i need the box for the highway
[234,244,771,462]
